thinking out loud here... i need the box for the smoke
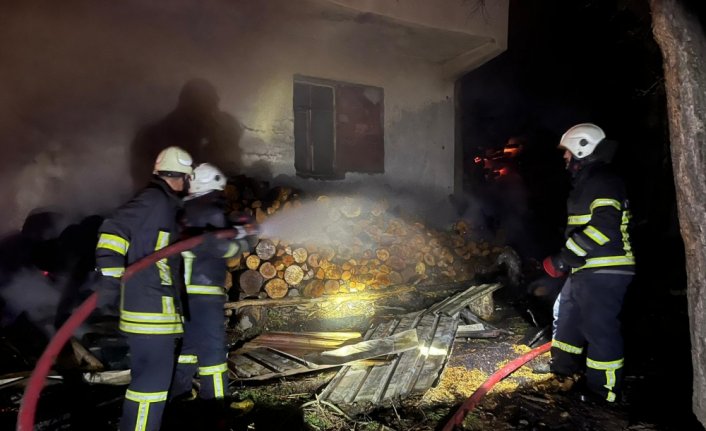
[257,176,498,252]
[0,269,61,337]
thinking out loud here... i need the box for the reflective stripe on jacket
[181,191,239,298]
[563,163,635,273]
[96,177,184,335]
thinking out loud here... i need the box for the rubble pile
[222,176,504,300]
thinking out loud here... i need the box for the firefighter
[95,146,193,431]
[542,123,634,403]
[170,163,248,402]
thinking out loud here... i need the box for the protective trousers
[551,272,631,402]
[172,296,229,400]
[120,335,178,431]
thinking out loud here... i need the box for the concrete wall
[0,0,507,231]
[329,0,509,47]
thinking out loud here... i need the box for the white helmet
[558,123,606,159]
[154,146,193,176]
[189,163,226,195]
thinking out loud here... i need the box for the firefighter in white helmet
[540,123,634,403]
[171,163,251,412]
[95,146,193,431]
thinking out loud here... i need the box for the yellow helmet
[153,146,193,176]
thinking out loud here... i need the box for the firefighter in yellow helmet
[95,146,192,431]
[542,123,634,403]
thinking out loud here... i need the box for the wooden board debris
[305,329,419,367]
[426,283,502,316]
[228,282,503,406]
[319,311,459,410]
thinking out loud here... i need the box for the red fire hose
[442,341,552,431]
[17,229,237,431]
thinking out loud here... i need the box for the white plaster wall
[0,0,494,230]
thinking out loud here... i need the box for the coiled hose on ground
[17,229,237,431]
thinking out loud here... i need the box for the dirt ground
[208,290,702,431]
[202,300,692,431]
[3,290,703,431]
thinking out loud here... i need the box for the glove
[92,273,121,315]
[543,255,568,278]
[527,274,565,298]
[196,231,237,257]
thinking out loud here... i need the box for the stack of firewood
[222,177,503,299]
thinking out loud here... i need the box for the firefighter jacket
[561,162,635,274]
[181,192,240,298]
[95,177,184,336]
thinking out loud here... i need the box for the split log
[292,247,308,264]
[226,255,242,270]
[324,280,340,295]
[255,239,276,260]
[375,248,389,261]
[239,270,264,296]
[259,262,277,279]
[320,247,336,261]
[264,278,289,299]
[307,253,321,268]
[225,271,233,291]
[245,255,261,270]
[255,207,267,224]
[303,280,325,298]
[234,305,266,337]
[70,338,104,371]
[284,265,304,286]
[282,255,295,267]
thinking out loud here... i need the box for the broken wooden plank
[395,313,440,397]
[455,329,503,339]
[82,370,131,385]
[230,353,268,379]
[263,331,362,341]
[319,308,459,411]
[320,319,400,403]
[229,350,329,382]
[411,315,458,393]
[458,323,485,332]
[70,337,104,371]
[244,350,293,373]
[427,283,502,316]
[352,315,421,404]
[242,331,362,353]
[335,319,404,404]
[368,315,426,404]
[456,322,502,339]
[328,367,372,405]
[305,329,418,367]
[459,307,513,336]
